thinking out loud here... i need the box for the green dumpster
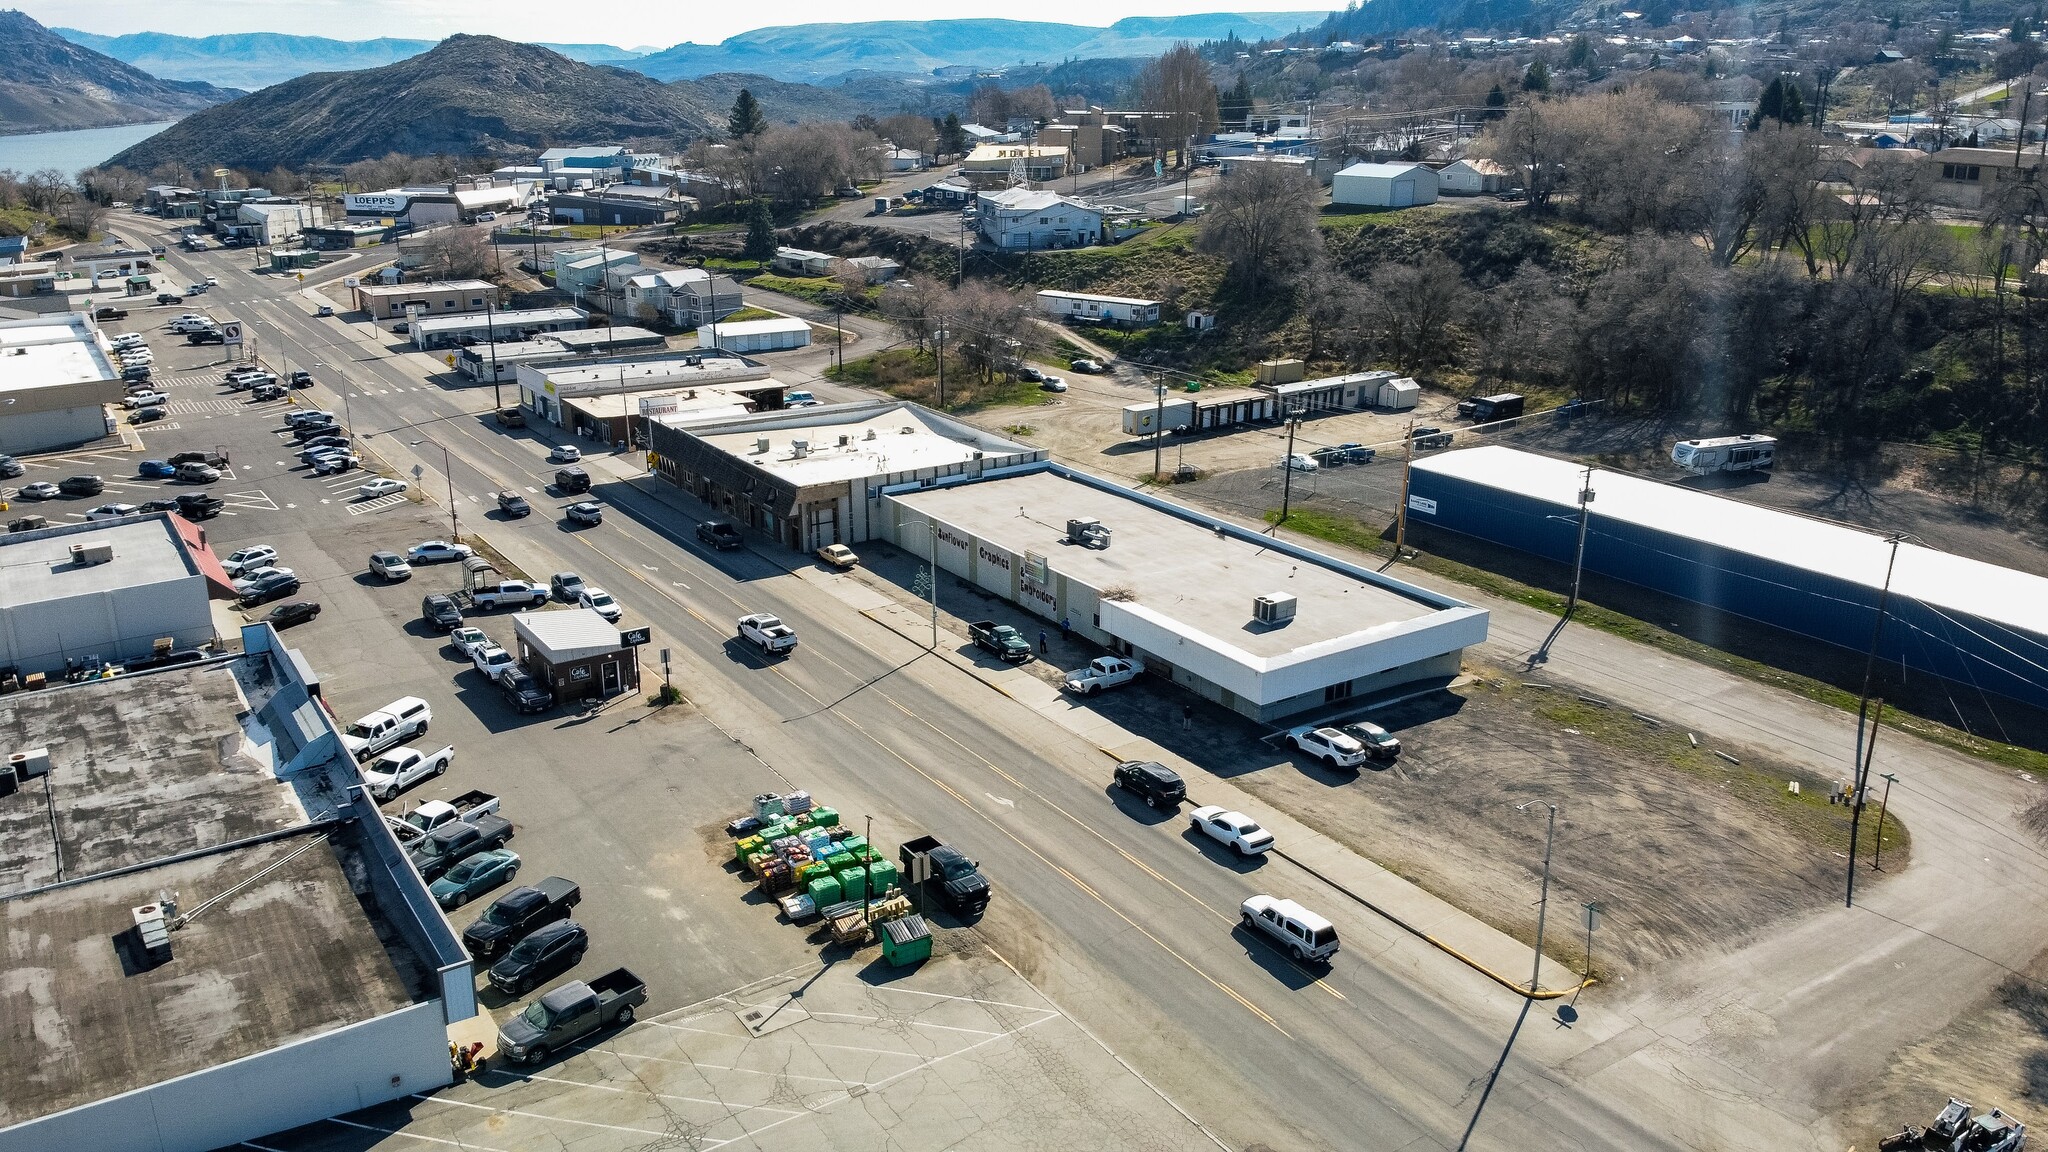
[879,914,932,967]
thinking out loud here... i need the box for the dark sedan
[266,601,321,629]
[238,572,301,606]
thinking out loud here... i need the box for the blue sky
[29,0,1337,48]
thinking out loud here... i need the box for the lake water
[0,122,176,178]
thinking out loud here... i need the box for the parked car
[899,835,991,916]
[549,444,581,464]
[420,594,464,632]
[429,848,520,909]
[488,920,590,996]
[500,672,554,714]
[312,453,361,475]
[175,493,224,520]
[232,565,298,596]
[57,475,104,496]
[131,405,167,423]
[737,613,797,656]
[463,877,581,961]
[472,645,517,682]
[564,501,602,526]
[496,407,526,427]
[553,466,589,493]
[0,455,22,479]
[137,498,181,514]
[1278,453,1319,473]
[156,292,183,305]
[288,370,313,388]
[186,330,225,345]
[1038,375,1068,392]
[361,744,456,802]
[137,459,177,479]
[696,521,742,550]
[358,478,408,498]
[549,572,586,602]
[175,462,220,483]
[496,490,531,517]
[409,812,514,882]
[577,588,622,622]
[1410,426,1453,450]
[1239,895,1339,962]
[783,390,820,408]
[1063,656,1143,695]
[94,306,128,321]
[122,391,168,408]
[221,545,278,578]
[284,409,337,428]
[316,304,335,317]
[251,383,287,401]
[266,600,322,629]
[1017,365,1042,382]
[18,482,58,500]
[1113,760,1185,810]
[472,580,548,610]
[495,967,644,1064]
[238,570,301,605]
[392,322,409,334]
[168,450,228,467]
[1338,720,1402,762]
[448,627,493,660]
[369,550,412,580]
[968,620,1032,663]
[7,515,48,532]
[1189,806,1275,856]
[84,503,141,522]
[816,544,859,568]
[409,540,474,563]
[1070,358,1104,373]
[1284,725,1369,770]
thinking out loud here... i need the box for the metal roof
[514,608,624,660]
[1412,446,2048,638]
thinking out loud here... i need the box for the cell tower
[1009,151,1030,188]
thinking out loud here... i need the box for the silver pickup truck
[496,968,645,1065]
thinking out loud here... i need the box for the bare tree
[415,227,498,282]
[755,123,884,202]
[1197,161,1322,290]
[1137,44,1220,165]
[1362,255,1471,374]
[881,274,945,352]
[877,114,939,157]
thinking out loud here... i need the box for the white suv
[1285,725,1368,770]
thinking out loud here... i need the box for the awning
[169,514,240,599]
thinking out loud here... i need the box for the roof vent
[10,747,50,780]
[790,439,809,458]
[69,542,115,566]
[754,437,770,454]
[838,435,851,447]
[1253,593,1297,625]
[864,429,877,441]
[901,426,916,435]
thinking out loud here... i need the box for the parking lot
[248,951,1207,1152]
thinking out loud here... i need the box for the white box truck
[1123,397,1196,435]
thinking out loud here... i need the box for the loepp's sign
[344,194,409,214]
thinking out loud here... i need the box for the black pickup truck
[968,620,1033,663]
[900,834,991,916]
[409,814,514,882]
[463,876,581,960]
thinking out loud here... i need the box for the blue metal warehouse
[1406,446,2048,712]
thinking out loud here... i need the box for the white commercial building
[0,515,227,678]
[0,626,474,1152]
[975,188,1104,250]
[1036,290,1161,325]
[698,317,811,353]
[0,313,122,453]
[351,279,500,321]
[515,352,778,429]
[344,185,532,227]
[411,307,586,350]
[1332,161,1441,208]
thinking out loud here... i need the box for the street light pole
[412,439,459,542]
[1872,771,1900,869]
[1516,801,1559,995]
[486,294,502,411]
[1278,411,1303,524]
[1846,534,1907,908]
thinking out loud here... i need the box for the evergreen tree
[1219,74,1255,126]
[1522,59,1551,92]
[728,89,766,140]
[938,112,965,156]
[1485,83,1508,119]
[1567,34,1594,70]
[743,198,776,263]
[1780,82,1806,125]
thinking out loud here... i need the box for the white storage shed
[698,318,812,353]
[1037,290,1162,326]
[1332,162,1440,208]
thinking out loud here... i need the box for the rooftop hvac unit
[68,542,114,566]
[132,902,173,959]
[1066,518,1111,548]
[838,435,851,447]
[790,439,809,458]
[864,428,878,440]
[10,747,50,780]
[754,437,770,454]
[1253,593,1298,625]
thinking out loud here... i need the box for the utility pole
[485,294,502,411]
[927,519,939,649]
[935,322,946,408]
[1278,410,1303,524]
[1517,801,1559,994]
[1872,770,1901,869]
[1393,420,1416,558]
[1846,534,1906,908]
[1152,380,1167,481]
[1566,464,1595,615]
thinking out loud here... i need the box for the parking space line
[573,1047,860,1086]
[870,986,1053,1013]
[324,1117,517,1152]
[347,494,408,516]
[803,1010,1010,1037]
[646,1019,928,1061]
[405,1094,672,1138]
[476,1068,805,1118]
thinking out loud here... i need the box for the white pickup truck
[737,613,798,656]
[1063,656,1144,695]
[362,744,456,802]
[383,789,501,843]
[471,580,548,610]
[471,645,517,683]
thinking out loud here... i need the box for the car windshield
[506,935,547,963]
[343,721,376,737]
[939,856,975,879]
[519,1000,557,1029]
[446,859,478,882]
[590,594,613,607]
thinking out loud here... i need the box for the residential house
[547,183,692,227]
[773,247,837,276]
[1438,158,1514,196]
[552,247,639,297]
[886,149,930,172]
[1927,146,2043,209]
[922,180,976,206]
[961,145,1070,184]
[0,235,27,265]
[1036,290,1160,325]
[975,188,1105,250]
[1332,161,1441,208]
[844,256,901,284]
[624,268,744,327]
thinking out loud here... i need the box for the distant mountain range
[56,13,1330,89]
[0,10,237,137]
[102,36,892,172]
[52,29,656,91]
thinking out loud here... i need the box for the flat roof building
[698,317,812,353]
[412,307,586,350]
[649,400,1044,551]
[0,514,230,679]
[1408,446,2048,712]
[0,626,473,1152]
[0,312,122,454]
[350,279,500,320]
[884,468,1485,720]
[512,607,641,701]
[515,351,775,429]
[1037,289,1161,325]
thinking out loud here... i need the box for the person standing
[1181,703,1193,730]
[1038,630,1048,655]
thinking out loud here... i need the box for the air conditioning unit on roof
[1253,593,1297,625]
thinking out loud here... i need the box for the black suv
[421,594,464,632]
[488,919,588,995]
[500,672,553,714]
[496,491,531,518]
[186,330,226,345]
[168,451,228,468]
[1113,760,1186,810]
[554,467,589,494]
[696,521,742,550]
[57,475,104,497]
[239,571,300,606]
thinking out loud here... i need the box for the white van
[340,696,433,761]
[1240,895,1340,962]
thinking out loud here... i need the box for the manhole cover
[735,996,810,1037]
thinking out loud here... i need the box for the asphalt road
[118,220,1713,1152]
